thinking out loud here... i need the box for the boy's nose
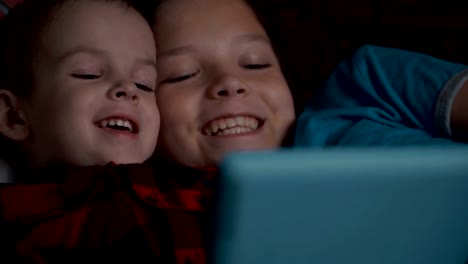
[108,81,139,104]
[207,74,249,99]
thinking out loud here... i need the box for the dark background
[250,0,468,112]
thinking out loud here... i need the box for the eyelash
[161,63,270,84]
[72,74,154,92]
[135,83,154,92]
[163,71,198,84]
[243,63,271,70]
[71,73,101,79]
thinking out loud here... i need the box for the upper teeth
[99,118,134,132]
[203,116,259,136]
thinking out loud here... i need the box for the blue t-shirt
[294,44,468,147]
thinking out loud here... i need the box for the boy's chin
[78,153,150,167]
[101,156,149,166]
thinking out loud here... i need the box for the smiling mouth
[95,117,139,134]
[202,116,264,136]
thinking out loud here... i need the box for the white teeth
[210,123,219,134]
[219,127,254,136]
[219,122,227,130]
[124,121,133,132]
[227,119,236,128]
[98,118,134,132]
[203,116,259,136]
[246,118,254,127]
[235,117,245,126]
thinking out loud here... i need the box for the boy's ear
[0,89,29,141]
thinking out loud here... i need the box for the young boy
[150,0,467,168]
[0,0,159,172]
[0,0,213,263]
[152,0,296,167]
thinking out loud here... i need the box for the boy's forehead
[43,1,144,41]
[154,0,270,56]
[36,0,154,62]
[156,0,262,34]
[157,0,253,19]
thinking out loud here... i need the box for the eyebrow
[135,58,157,71]
[157,33,271,60]
[56,47,105,64]
[57,47,157,70]
[157,46,196,60]
[232,33,271,46]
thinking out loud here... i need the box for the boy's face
[154,0,295,167]
[23,0,159,166]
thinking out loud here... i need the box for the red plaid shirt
[0,162,217,263]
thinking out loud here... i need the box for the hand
[451,80,468,141]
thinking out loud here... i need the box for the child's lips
[202,115,264,136]
[97,125,138,139]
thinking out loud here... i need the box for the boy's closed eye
[135,83,155,92]
[71,73,101,79]
[71,69,155,92]
[161,70,199,84]
[243,63,271,70]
